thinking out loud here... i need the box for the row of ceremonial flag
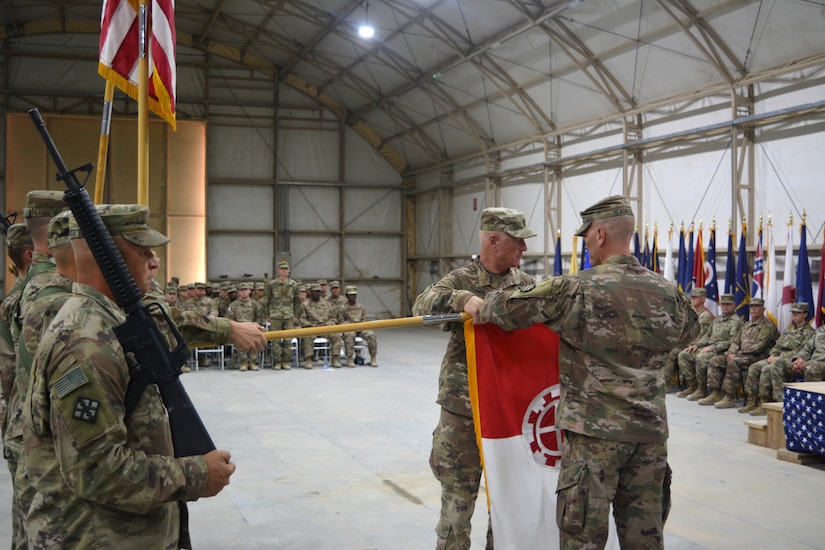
[553,219,825,328]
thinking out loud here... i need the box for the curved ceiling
[3,0,825,175]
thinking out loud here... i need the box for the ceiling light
[358,2,375,39]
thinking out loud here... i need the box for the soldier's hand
[464,295,484,324]
[228,320,267,353]
[202,449,235,497]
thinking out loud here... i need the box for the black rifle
[1,211,17,234]
[28,108,215,458]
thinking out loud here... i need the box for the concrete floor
[2,325,824,549]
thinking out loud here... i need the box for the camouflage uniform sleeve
[412,272,473,315]
[43,340,207,512]
[169,307,232,344]
[478,276,579,332]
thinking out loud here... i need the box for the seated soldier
[701,298,778,408]
[739,302,814,413]
[680,294,743,401]
[342,285,378,367]
[670,287,714,395]
[751,313,825,415]
[299,282,342,369]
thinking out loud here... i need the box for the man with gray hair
[473,196,698,549]
[413,206,536,550]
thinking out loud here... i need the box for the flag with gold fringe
[99,0,177,129]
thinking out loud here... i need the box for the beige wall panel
[168,121,206,217]
[107,118,168,210]
[167,216,206,284]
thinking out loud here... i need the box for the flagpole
[137,0,149,206]
[187,313,470,348]
[94,81,115,205]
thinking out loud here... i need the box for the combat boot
[749,405,767,416]
[181,365,191,373]
[346,358,356,367]
[676,381,697,398]
[282,362,291,370]
[686,387,707,401]
[738,396,758,413]
[370,355,378,367]
[697,390,721,405]
[240,362,248,372]
[714,393,736,408]
[331,357,341,368]
[304,359,313,369]
[249,361,260,371]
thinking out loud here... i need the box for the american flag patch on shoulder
[54,368,89,398]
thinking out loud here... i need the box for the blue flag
[580,237,590,271]
[553,232,562,276]
[796,221,814,322]
[735,224,750,320]
[705,227,719,314]
[634,229,641,263]
[682,226,695,293]
[724,228,735,294]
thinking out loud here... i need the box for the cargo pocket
[556,461,588,534]
[662,462,673,524]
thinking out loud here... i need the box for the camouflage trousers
[708,353,765,394]
[662,348,681,387]
[269,317,295,363]
[744,357,777,398]
[557,432,669,550]
[4,438,26,550]
[763,358,825,401]
[680,350,719,389]
[343,330,377,358]
[430,408,493,550]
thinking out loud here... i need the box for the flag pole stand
[94,81,115,205]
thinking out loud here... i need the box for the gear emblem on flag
[522,384,563,467]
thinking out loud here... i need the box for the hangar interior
[1,0,824,317]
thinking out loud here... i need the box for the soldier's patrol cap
[330,280,340,288]
[165,287,178,295]
[792,302,809,314]
[193,282,205,289]
[689,287,707,298]
[255,282,265,290]
[749,298,765,307]
[239,282,254,290]
[311,283,322,291]
[345,285,358,295]
[226,283,237,293]
[720,294,735,304]
[574,195,635,237]
[47,210,73,249]
[69,204,169,247]
[211,282,221,291]
[23,190,67,219]
[278,259,290,269]
[318,279,328,286]
[5,224,32,249]
[480,207,536,239]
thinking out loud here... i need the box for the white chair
[313,337,330,364]
[353,336,367,365]
[194,345,224,371]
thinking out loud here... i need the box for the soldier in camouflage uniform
[1,224,33,437]
[681,294,743,401]
[23,204,235,548]
[300,282,343,369]
[254,281,266,305]
[342,285,378,367]
[413,207,536,550]
[188,281,217,317]
[267,259,301,369]
[326,281,346,363]
[753,321,825,415]
[475,196,698,550]
[701,298,778,408]
[739,302,814,413]
[227,282,265,370]
[667,287,714,395]
[5,191,67,550]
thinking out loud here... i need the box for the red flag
[466,321,619,549]
[99,0,177,129]
[692,228,706,289]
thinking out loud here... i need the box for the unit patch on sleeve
[73,396,101,424]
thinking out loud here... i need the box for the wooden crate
[744,419,768,447]
[763,402,785,450]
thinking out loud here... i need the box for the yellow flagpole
[188,313,470,349]
[137,0,149,206]
[94,81,115,205]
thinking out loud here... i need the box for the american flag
[783,387,825,456]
